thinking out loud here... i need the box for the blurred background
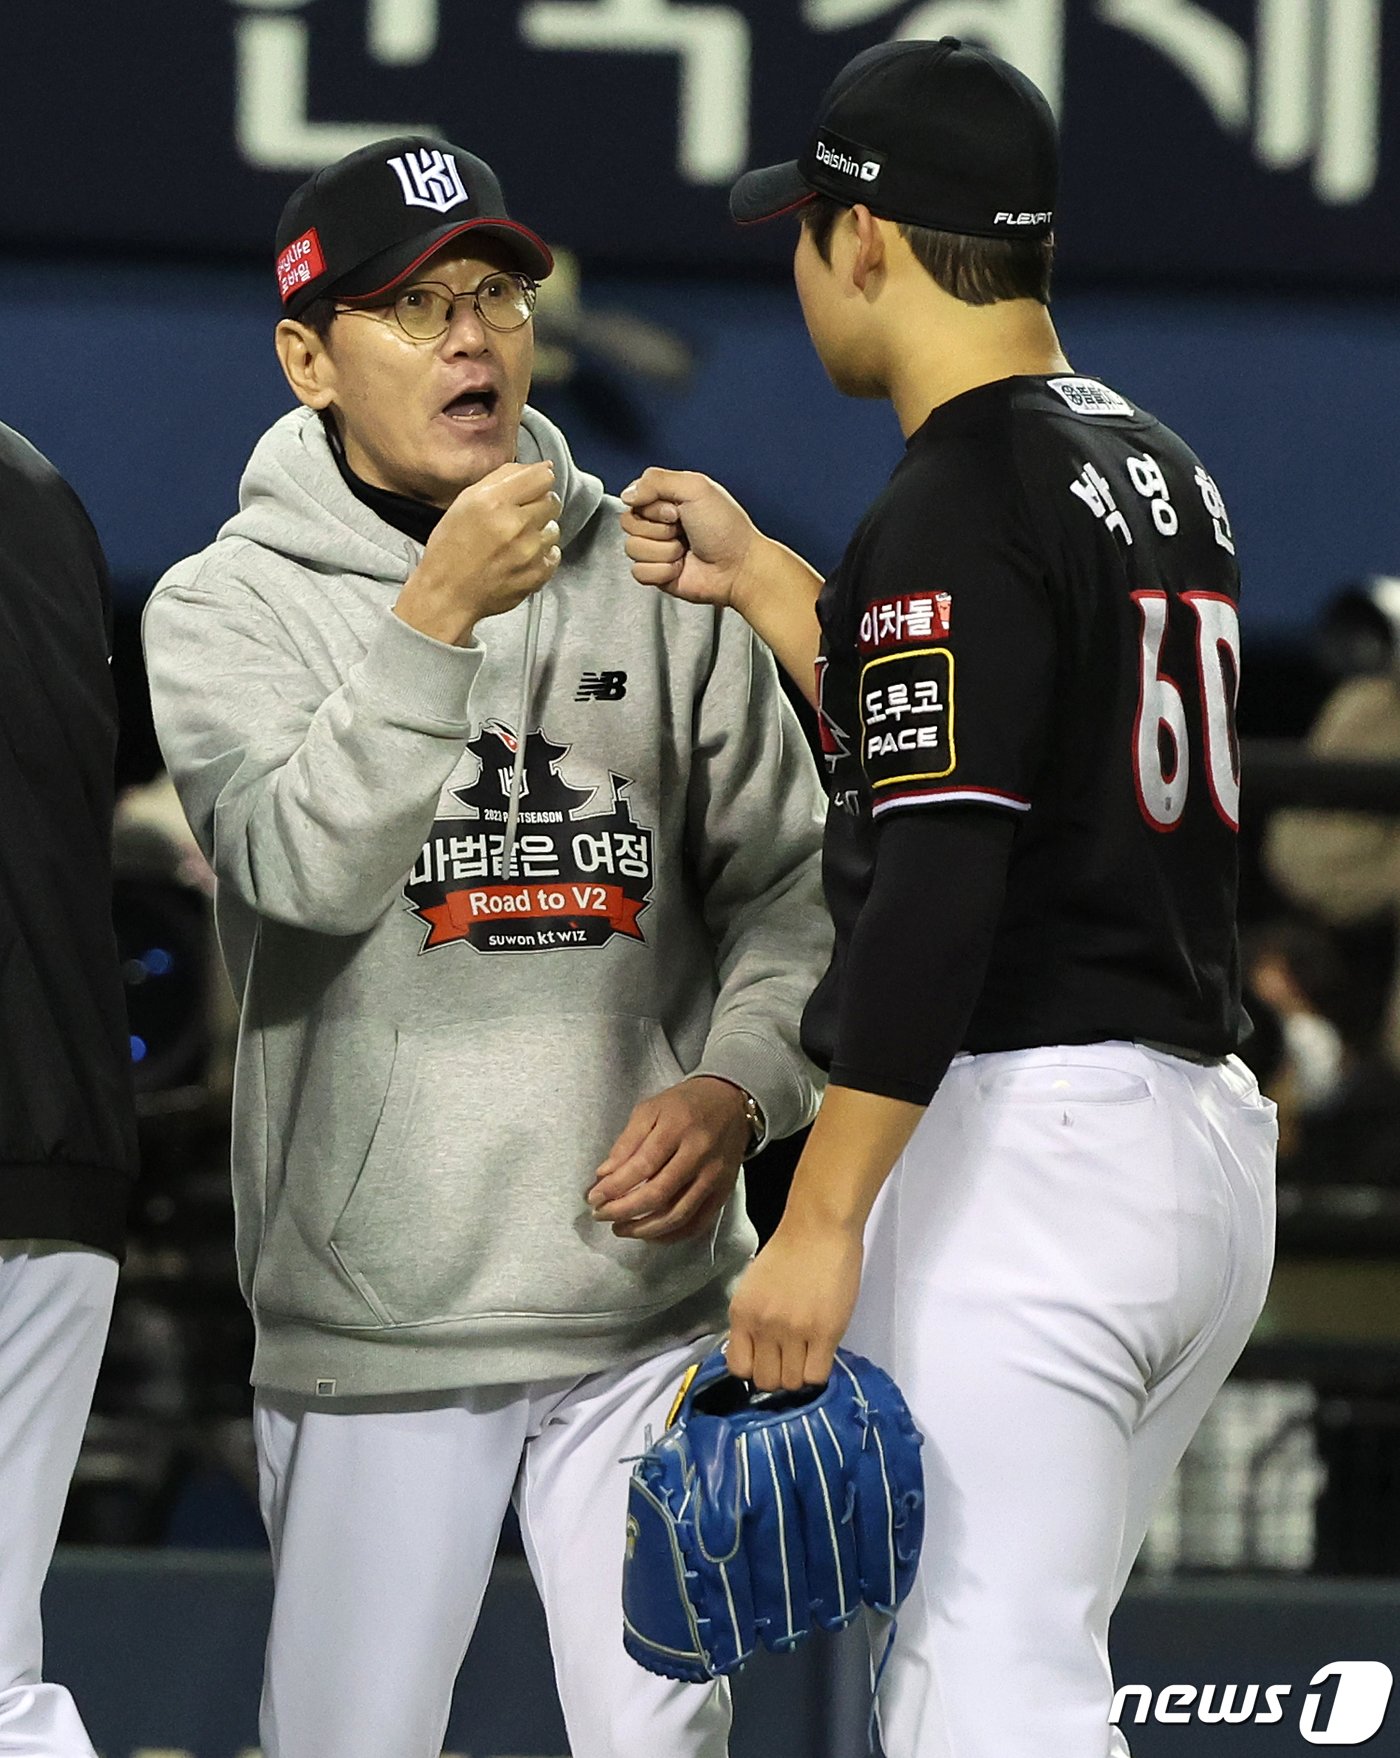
[9,0,1400,1752]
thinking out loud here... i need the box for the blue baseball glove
[622,1345,925,1682]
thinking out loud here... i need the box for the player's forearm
[781,1084,926,1235]
[729,537,825,706]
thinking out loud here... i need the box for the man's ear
[275,319,336,410]
[849,204,887,294]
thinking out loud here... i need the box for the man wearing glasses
[143,138,827,1758]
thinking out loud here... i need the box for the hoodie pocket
[325,1012,708,1327]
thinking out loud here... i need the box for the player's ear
[276,318,337,411]
[849,205,887,294]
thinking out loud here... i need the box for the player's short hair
[802,194,1053,307]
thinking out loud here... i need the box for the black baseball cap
[730,37,1057,241]
[275,135,553,318]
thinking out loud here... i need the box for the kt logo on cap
[387,149,471,215]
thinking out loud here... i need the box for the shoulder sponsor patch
[1047,377,1135,418]
[857,592,953,654]
[859,648,954,790]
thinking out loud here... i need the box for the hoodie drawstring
[501,591,544,878]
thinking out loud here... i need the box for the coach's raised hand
[396,459,562,646]
[622,469,826,703]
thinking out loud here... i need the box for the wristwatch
[739,1088,766,1160]
[695,1074,766,1159]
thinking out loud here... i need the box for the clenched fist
[396,459,562,645]
[620,469,760,612]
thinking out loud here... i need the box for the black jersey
[803,374,1245,1092]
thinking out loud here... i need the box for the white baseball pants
[848,1043,1277,1758]
[254,1335,732,1758]
[0,1240,117,1758]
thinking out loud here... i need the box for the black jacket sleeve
[0,422,138,1256]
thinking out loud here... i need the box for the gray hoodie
[143,405,830,1396]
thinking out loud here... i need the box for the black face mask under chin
[320,410,444,548]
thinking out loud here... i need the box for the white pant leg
[516,1339,733,1758]
[1102,1059,1277,1758]
[1111,1063,1279,1602]
[255,1384,531,1758]
[847,1046,1275,1758]
[0,1240,117,1758]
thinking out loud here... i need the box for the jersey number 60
[1132,591,1240,833]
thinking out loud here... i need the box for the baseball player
[0,423,139,1755]
[143,138,829,1758]
[622,39,1277,1757]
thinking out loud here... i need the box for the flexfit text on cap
[730,38,1057,241]
[274,136,553,318]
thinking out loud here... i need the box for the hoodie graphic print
[406,720,655,953]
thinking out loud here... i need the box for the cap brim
[332,217,554,305]
[729,161,815,226]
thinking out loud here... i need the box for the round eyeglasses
[335,272,538,341]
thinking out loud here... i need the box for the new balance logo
[387,149,470,214]
[576,671,628,702]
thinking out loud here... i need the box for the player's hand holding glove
[622,1346,924,1682]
